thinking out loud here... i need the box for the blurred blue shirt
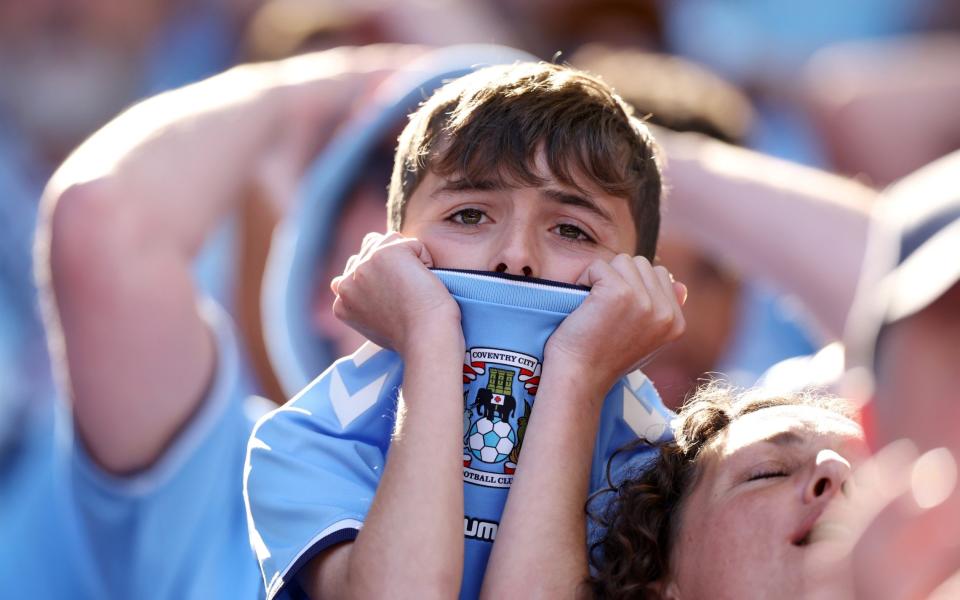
[0,4,245,597]
[0,302,267,599]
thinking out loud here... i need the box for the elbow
[40,178,142,296]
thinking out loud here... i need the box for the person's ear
[646,579,681,600]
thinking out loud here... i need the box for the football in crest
[467,417,516,464]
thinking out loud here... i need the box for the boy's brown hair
[387,62,662,260]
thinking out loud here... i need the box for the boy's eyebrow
[433,178,504,194]
[541,188,614,223]
[432,179,617,225]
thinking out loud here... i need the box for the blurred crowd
[1,0,959,598]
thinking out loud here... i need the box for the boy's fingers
[348,234,381,270]
[344,252,361,275]
[575,258,617,288]
[654,266,687,339]
[673,281,688,306]
[653,265,687,312]
[331,295,346,322]
[636,259,686,340]
[608,253,644,286]
[378,231,405,245]
[633,256,669,310]
[357,231,400,263]
[632,256,659,289]
[360,231,383,253]
[377,236,436,268]
[651,264,676,302]
[408,238,436,268]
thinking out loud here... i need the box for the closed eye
[747,470,788,482]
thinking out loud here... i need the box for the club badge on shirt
[461,347,541,488]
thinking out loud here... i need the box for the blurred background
[2,0,959,440]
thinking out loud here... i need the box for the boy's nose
[491,225,538,278]
[804,449,853,504]
[495,263,533,277]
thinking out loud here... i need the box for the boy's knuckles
[671,321,687,340]
[610,253,634,271]
[350,267,373,286]
[651,304,674,324]
[344,253,360,272]
[584,258,612,283]
[377,242,416,263]
[632,256,653,271]
[332,298,348,320]
[607,285,634,307]
[335,288,356,308]
[661,313,685,339]
[365,252,385,269]
[380,231,405,245]
[630,294,653,317]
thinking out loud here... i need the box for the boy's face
[400,150,639,284]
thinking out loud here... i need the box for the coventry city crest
[461,347,540,489]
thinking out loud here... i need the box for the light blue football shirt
[31,301,266,599]
[246,270,674,599]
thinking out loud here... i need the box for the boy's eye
[553,223,593,242]
[451,208,486,225]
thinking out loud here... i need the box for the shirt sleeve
[244,342,404,600]
[59,298,265,600]
[587,369,674,549]
[591,368,674,490]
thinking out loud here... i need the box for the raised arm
[659,131,877,338]
[35,47,412,474]
[803,34,960,185]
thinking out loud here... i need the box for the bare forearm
[42,50,368,256]
[34,48,392,473]
[481,362,605,598]
[342,329,466,598]
[804,34,960,184]
[661,132,876,337]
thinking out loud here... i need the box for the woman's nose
[804,449,853,503]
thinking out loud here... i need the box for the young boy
[245,61,686,599]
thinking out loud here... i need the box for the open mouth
[791,507,825,547]
[792,519,849,547]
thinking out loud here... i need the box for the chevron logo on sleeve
[620,369,670,440]
[327,343,398,429]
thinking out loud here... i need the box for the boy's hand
[544,255,687,393]
[331,232,462,356]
